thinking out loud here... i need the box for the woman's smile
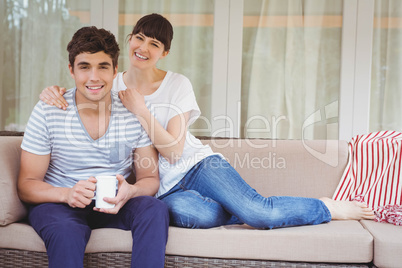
[135,52,148,60]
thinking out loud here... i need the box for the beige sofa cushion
[0,137,27,226]
[0,223,45,251]
[165,221,373,263]
[1,221,373,264]
[360,220,402,268]
[0,222,132,253]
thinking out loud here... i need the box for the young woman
[40,13,375,229]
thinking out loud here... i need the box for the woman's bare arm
[119,88,189,163]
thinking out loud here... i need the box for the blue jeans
[28,196,169,268]
[159,155,331,229]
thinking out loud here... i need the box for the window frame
[339,0,374,141]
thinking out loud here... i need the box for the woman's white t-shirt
[113,71,215,197]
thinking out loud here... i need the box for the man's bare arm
[17,150,96,208]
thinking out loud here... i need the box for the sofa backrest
[201,139,349,199]
[0,136,26,226]
[0,136,349,226]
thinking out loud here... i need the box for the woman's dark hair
[67,26,120,69]
[129,13,173,52]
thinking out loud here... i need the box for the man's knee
[41,220,91,248]
[29,204,91,245]
[127,196,169,222]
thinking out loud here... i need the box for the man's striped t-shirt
[21,88,152,188]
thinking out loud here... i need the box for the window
[241,0,342,139]
[1,0,401,141]
[0,0,90,130]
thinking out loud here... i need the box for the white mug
[94,175,117,209]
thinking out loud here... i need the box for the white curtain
[1,0,85,131]
[242,0,342,139]
[370,0,402,132]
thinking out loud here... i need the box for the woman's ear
[161,50,169,59]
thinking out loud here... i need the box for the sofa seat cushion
[166,221,373,263]
[360,220,402,268]
[2,221,373,263]
[0,222,134,253]
[0,223,45,252]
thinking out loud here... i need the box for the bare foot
[319,197,376,220]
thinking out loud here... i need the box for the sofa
[1,134,401,268]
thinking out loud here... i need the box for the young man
[17,26,168,268]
